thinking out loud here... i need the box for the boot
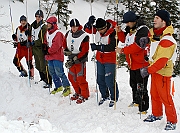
[70,93,79,101]
[98,97,110,106]
[39,72,52,88]
[164,121,176,130]
[143,114,163,122]
[50,86,63,94]
[62,86,71,97]
[19,69,28,77]
[76,96,86,104]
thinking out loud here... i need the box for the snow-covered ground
[0,0,179,133]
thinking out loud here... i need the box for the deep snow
[0,0,179,133]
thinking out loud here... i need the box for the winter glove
[139,37,149,49]
[42,44,49,55]
[85,15,96,29]
[88,15,96,25]
[31,41,35,46]
[90,43,97,51]
[63,49,72,56]
[26,41,32,48]
[13,42,18,48]
[90,43,104,52]
[12,34,17,41]
[72,56,80,64]
[140,67,149,78]
[25,30,30,36]
[65,60,74,69]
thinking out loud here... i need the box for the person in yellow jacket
[141,10,177,131]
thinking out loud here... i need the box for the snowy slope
[0,0,180,133]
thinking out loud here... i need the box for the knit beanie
[46,16,57,25]
[35,10,44,18]
[70,18,80,27]
[155,9,170,26]
[95,18,107,30]
[20,15,27,22]
[121,11,137,23]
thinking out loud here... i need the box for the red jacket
[85,19,117,64]
[14,24,32,55]
[118,26,149,70]
[45,24,65,62]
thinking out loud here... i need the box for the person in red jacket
[142,10,177,131]
[84,16,119,107]
[63,18,90,104]
[12,15,34,79]
[44,16,70,96]
[116,11,149,113]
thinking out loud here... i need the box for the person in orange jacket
[12,15,34,79]
[63,18,90,104]
[142,10,177,131]
[116,11,149,113]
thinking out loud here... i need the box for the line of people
[11,9,177,130]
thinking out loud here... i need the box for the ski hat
[122,11,137,23]
[155,9,170,26]
[46,16,57,25]
[95,18,107,31]
[70,18,80,27]
[20,15,27,22]
[35,10,44,18]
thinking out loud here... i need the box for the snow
[0,0,180,133]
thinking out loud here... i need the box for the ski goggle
[35,15,41,18]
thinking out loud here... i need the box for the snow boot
[128,102,139,107]
[76,96,88,104]
[164,121,176,130]
[98,97,110,106]
[143,114,163,122]
[138,111,148,115]
[109,100,116,107]
[62,86,71,97]
[50,86,63,94]
[43,83,52,88]
[71,93,79,101]
[19,70,28,77]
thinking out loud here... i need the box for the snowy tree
[104,0,123,22]
[41,0,55,20]
[41,0,74,29]
[54,0,73,29]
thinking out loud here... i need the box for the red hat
[46,16,57,25]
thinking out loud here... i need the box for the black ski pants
[129,69,149,112]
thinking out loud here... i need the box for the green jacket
[31,20,47,51]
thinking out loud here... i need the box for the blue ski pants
[48,60,70,88]
[97,61,119,101]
